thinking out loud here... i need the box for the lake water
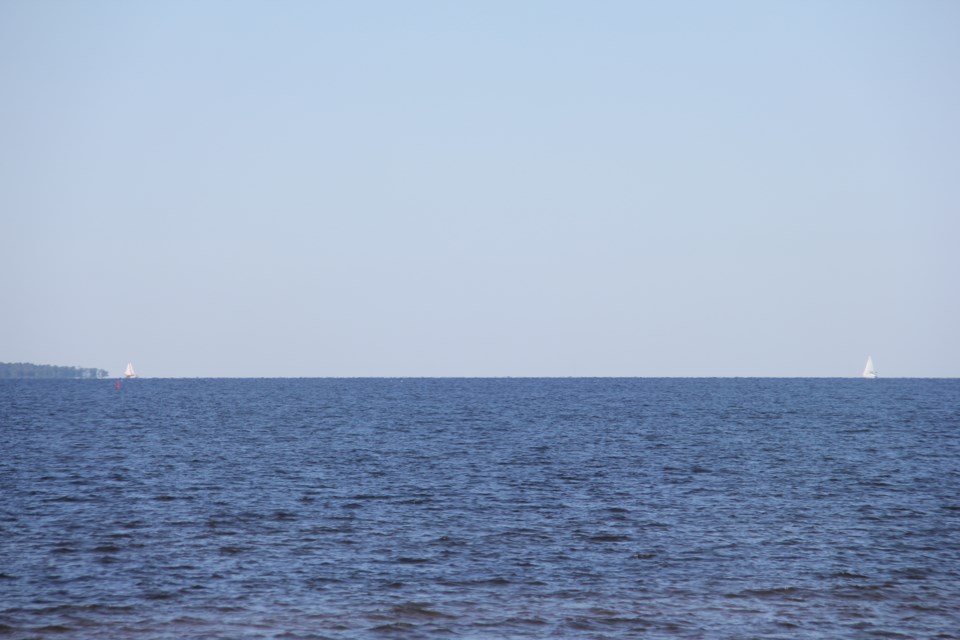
[2,378,959,639]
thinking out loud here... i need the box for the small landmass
[0,362,110,379]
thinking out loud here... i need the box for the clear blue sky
[2,1,957,377]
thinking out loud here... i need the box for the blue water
[2,378,959,639]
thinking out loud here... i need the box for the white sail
[124,362,137,379]
[862,356,877,379]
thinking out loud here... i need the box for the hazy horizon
[3,2,958,378]
[4,362,955,381]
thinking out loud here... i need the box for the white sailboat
[124,362,137,379]
[862,356,878,379]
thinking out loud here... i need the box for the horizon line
[85,374,960,380]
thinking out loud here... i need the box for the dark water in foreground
[2,378,959,639]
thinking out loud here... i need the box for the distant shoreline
[0,362,110,379]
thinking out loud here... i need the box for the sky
[1,1,958,378]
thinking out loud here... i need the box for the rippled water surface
[2,378,959,638]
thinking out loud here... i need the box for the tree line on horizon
[0,362,110,379]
